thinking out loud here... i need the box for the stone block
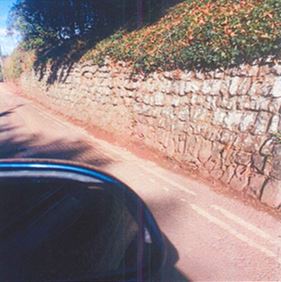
[219,97,236,110]
[268,98,281,113]
[124,82,138,91]
[259,64,271,76]
[261,179,281,208]
[247,173,266,199]
[154,92,165,106]
[223,112,243,129]
[263,156,273,177]
[239,112,256,132]
[268,115,280,134]
[201,80,212,95]
[190,94,204,105]
[190,107,209,122]
[198,140,212,163]
[271,64,281,75]
[184,81,199,94]
[247,80,260,96]
[143,95,151,105]
[252,153,266,172]
[230,165,250,191]
[167,137,176,156]
[259,80,274,97]
[177,138,186,154]
[185,135,198,155]
[247,64,259,76]
[271,144,281,180]
[178,81,186,96]
[253,112,271,135]
[195,71,205,80]
[237,78,252,95]
[221,165,236,184]
[229,77,241,96]
[220,131,237,145]
[260,138,274,156]
[178,108,189,121]
[205,157,217,172]
[210,168,224,180]
[235,151,252,165]
[171,97,180,107]
[205,96,217,110]
[182,71,194,81]
[210,80,222,96]
[271,77,281,98]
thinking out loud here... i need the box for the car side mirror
[0,160,165,281]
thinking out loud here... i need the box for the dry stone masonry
[21,59,281,210]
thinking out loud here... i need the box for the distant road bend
[0,83,280,281]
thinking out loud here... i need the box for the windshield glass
[0,178,139,281]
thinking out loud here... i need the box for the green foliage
[85,0,281,72]
[3,48,34,80]
[8,0,97,50]
[9,0,176,52]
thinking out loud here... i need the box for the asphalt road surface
[0,83,281,281]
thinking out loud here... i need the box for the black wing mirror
[0,160,165,281]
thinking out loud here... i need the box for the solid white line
[211,205,281,248]
[31,98,197,197]
[33,105,69,129]
[191,204,281,265]
[138,164,197,196]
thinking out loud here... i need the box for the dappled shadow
[0,111,13,118]
[0,121,189,281]
[0,127,113,169]
[0,125,18,134]
[33,0,183,86]
[0,105,23,118]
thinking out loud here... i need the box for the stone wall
[20,60,281,209]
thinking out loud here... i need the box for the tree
[9,0,181,51]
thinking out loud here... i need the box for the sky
[0,0,19,55]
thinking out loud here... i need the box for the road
[0,83,281,281]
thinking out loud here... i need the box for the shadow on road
[0,116,190,281]
[0,128,113,169]
[154,234,190,282]
[145,196,192,281]
[0,105,23,118]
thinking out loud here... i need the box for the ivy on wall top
[84,0,281,73]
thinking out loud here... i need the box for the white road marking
[211,205,281,248]
[138,164,197,196]
[31,97,197,197]
[32,104,69,129]
[191,204,281,265]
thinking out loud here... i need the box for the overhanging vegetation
[84,0,281,72]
